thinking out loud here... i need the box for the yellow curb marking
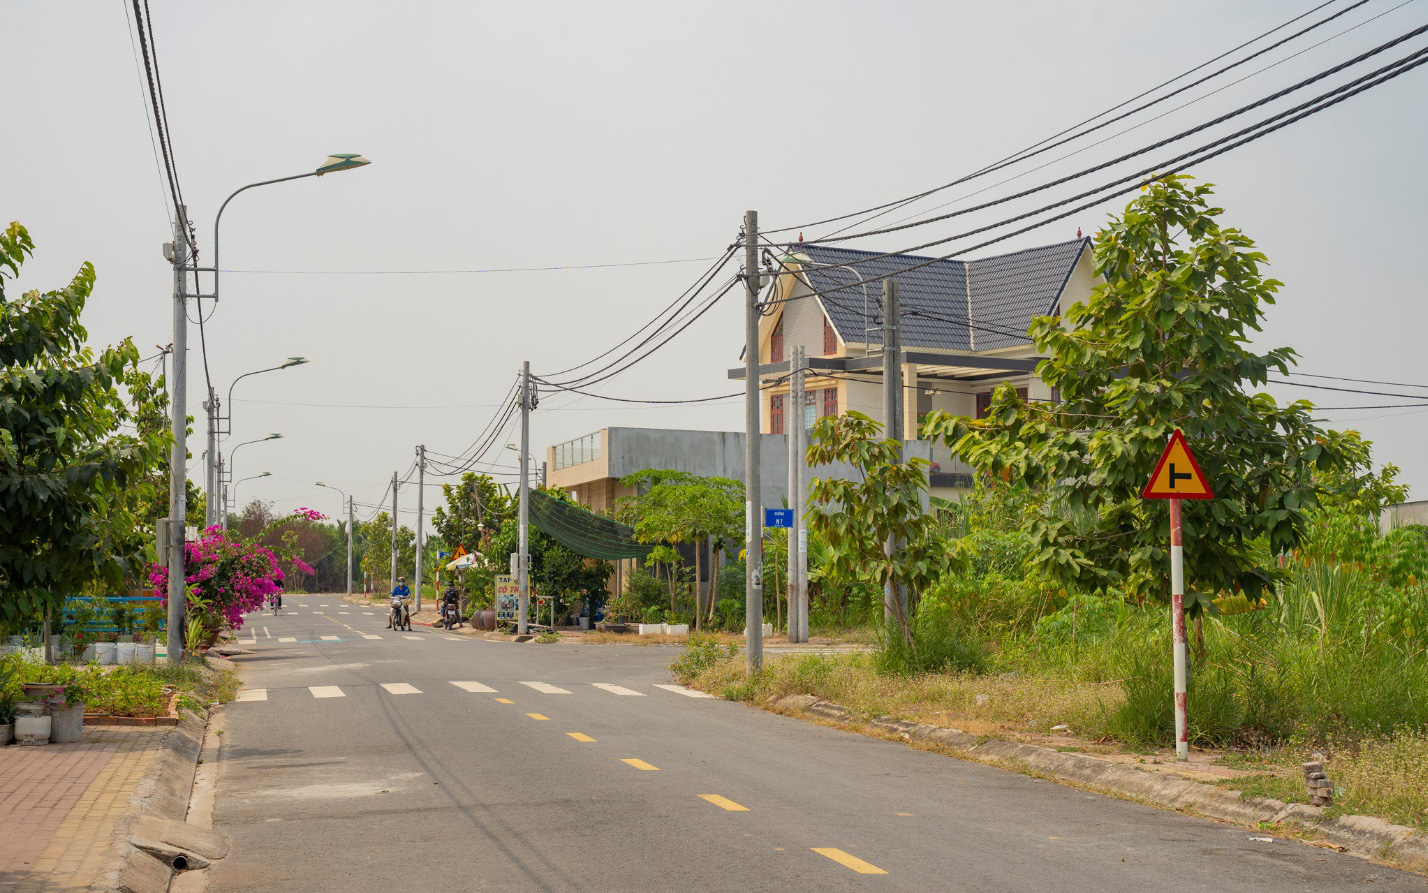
[526,713,550,721]
[699,794,748,811]
[567,733,596,743]
[812,848,887,875]
[621,758,659,771]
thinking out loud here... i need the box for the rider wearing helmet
[388,577,412,629]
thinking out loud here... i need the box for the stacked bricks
[1303,754,1334,808]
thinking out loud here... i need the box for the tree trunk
[1193,613,1205,661]
[707,549,721,627]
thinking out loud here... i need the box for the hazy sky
[6,0,1426,524]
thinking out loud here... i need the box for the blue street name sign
[764,508,794,529]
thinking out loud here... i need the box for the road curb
[775,695,1428,874]
[105,707,214,893]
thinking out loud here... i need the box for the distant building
[730,237,1099,496]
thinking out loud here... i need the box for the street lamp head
[315,154,370,176]
[281,357,310,369]
[258,472,272,478]
[316,481,327,487]
[266,433,283,441]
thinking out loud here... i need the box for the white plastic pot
[116,642,138,665]
[81,644,97,662]
[19,647,45,663]
[637,623,662,636]
[15,714,51,745]
[93,642,118,666]
[132,643,155,665]
[0,723,12,745]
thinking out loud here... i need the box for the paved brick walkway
[0,727,170,892]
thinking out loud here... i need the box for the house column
[902,361,920,441]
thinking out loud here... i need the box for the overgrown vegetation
[671,180,1427,834]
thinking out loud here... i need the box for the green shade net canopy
[529,489,653,561]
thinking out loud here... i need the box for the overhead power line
[764,0,1356,238]
[221,255,722,275]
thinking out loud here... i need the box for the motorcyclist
[388,577,412,629]
[441,583,462,628]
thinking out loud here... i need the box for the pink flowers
[293,507,327,522]
[149,527,287,632]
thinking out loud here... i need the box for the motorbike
[390,595,412,631]
[440,598,462,630]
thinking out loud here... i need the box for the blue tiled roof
[791,238,1089,352]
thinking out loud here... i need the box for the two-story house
[731,236,1099,495]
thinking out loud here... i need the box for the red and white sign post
[1142,429,1213,762]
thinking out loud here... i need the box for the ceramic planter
[50,704,84,743]
[0,723,11,745]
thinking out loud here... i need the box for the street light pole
[166,208,191,664]
[316,481,352,597]
[231,472,272,512]
[224,434,282,527]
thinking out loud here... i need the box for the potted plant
[598,594,636,633]
[134,604,163,664]
[0,658,20,744]
[49,675,86,743]
[111,602,138,664]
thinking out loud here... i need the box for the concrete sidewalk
[0,727,172,893]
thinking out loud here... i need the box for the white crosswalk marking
[520,681,571,695]
[320,636,340,641]
[310,686,344,698]
[338,612,350,615]
[654,684,716,699]
[298,603,309,607]
[362,634,382,640]
[592,683,645,697]
[380,683,421,695]
[362,612,375,616]
[236,689,267,702]
[403,635,423,641]
[319,604,330,607]
[450,681,497,693]
[263,627,271,639]
[278,637,296,643]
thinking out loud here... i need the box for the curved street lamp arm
[207,171,320,303]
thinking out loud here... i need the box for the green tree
[617,470,743,628]
[805,411,962,644]
[0,222,169,630]
[431,472,511,556]
[925,176,1359,605]
[358,512,416,589]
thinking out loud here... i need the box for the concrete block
[131,815,231,868]
[118,849,173,893]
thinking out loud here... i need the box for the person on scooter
[388,577,411,629]
[441,583,462,629]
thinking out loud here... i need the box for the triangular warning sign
[452,544,469,560]
[1142,429,1214,500]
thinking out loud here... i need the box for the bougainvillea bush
[149,527,312,632]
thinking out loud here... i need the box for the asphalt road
[207,597,1425,892]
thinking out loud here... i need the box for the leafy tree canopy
[925,176,1361,603]
[432,472,511,557]
[0,222,169,629]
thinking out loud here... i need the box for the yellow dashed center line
[621,758,659,771]
[495,698,514,704]
[567,732,596,743]
[698,794,748,812]
[526,713,550,721]
[812,848,887,875]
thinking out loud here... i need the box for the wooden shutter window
[771,317,784,363]
[823,316,837,355]
[770,394,784,434]
[822,387,838,417]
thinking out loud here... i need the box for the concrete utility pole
[788,345,809,643]
[165,209,190,664]
[390,471,399,595]
[203,391,217,528]
[518,361,532,636]
[346,496,355,598]
[881,278,907,624]
[744,210,764,671]
[415,444,426,613]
